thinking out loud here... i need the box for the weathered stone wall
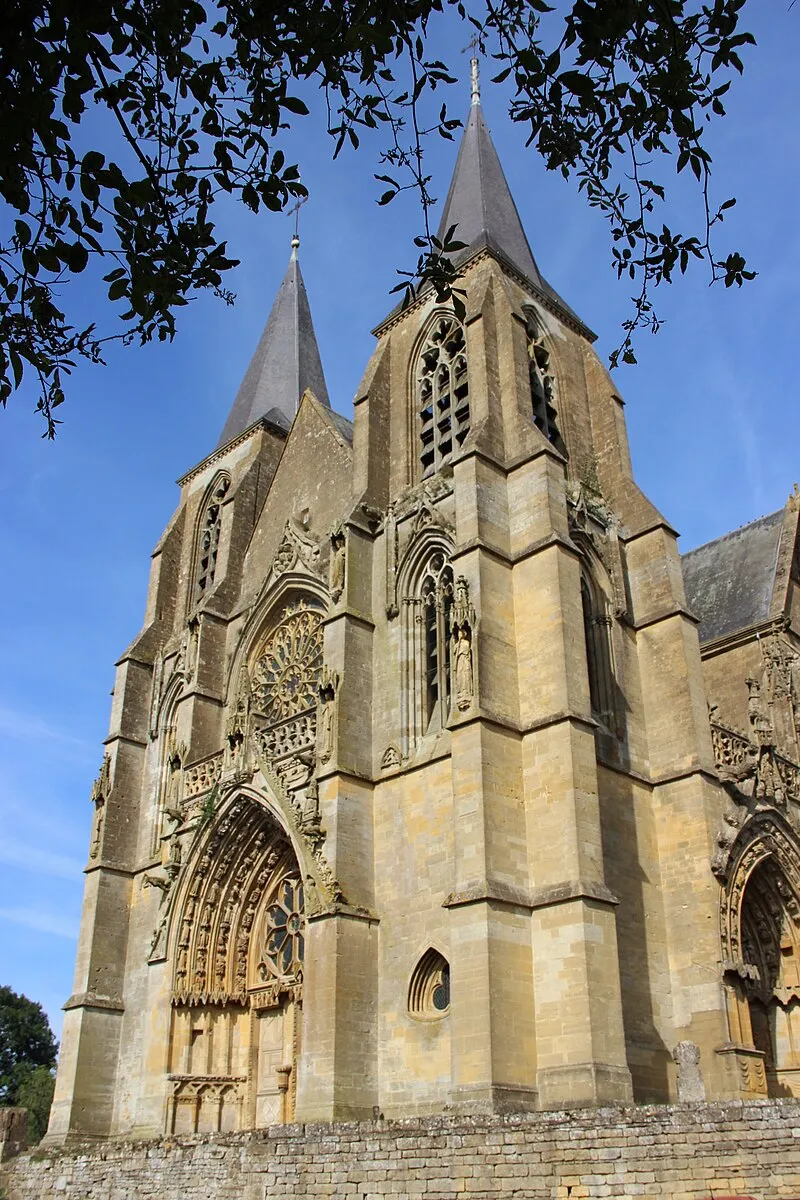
[5,1101,800,1200]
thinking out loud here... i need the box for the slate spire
[432,59,589,335]
[435,58,543,287]
[216,236,330,449]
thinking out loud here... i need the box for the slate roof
[375,94,592,337]
[216,248,330,450]
[436,101,543,289]
[681,509,785,644]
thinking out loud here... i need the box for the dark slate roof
[436,101,543,288]
[375,97,591,337]
[216,249,330,450]
[327,410,354,445]
[681,509,785,643]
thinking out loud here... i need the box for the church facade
[47,80,800,1143]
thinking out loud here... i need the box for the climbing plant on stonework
[0,986,58,1142]
[0,0,756,433]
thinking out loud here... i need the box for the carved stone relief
[317,667,339,766]
[451,575,476,713]
[672,1041,706,1101]
[89,754,111,861]
[567,482,628,621]
[329,527,346,603]
[268,519,321,582]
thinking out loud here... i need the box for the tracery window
[193,474,230,605]
[421,553,454,730]
[251,604,324,724]
[259,876,305,981]
[524,308,565,456]
[249,599,324,763]
[417,315,470,477]
[581,571,617,733]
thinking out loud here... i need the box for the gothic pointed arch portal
[720,812,800,1097]
[167,792,306,1133]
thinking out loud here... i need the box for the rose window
[252,603,323,724]
[260,877,305,980]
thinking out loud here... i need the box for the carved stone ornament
[672,1040,706,1102]
[567,482,628,620]
[752,634,800,763]
[451,576,476,713]
[318,667,340,765]
[381,744,404,770]
[269,519,321,581]
[89,754,111,860]
[329,526,346,603]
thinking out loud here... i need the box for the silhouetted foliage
[0,0,756,433]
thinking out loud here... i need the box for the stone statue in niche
[318,667,339,764]
[451,575,476,713]
[453,627,473,712]
[89,754,111,860]
[672,1040,706,1101]
[330,528,346,602]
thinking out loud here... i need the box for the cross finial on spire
[462,33,482,106]
[288,196,307,258]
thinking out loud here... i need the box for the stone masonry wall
[4,1101,800,1200]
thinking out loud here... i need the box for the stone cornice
[371,245,596,343]
[529,879,620,911]
[632,604,699,632]
[63,992,125,1014]
[176,417,286,488]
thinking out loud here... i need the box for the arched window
[417,315,470,477]
[524,307,565,456]
[192,474,230,606]
[399,538,457,753]
[420,554,454,731]
[581,571,616,732]
[409,948,451,1018]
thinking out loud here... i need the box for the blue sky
[0,5,797,1042]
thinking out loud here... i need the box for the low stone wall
[3,1100,800,1200]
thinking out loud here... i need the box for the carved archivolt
[718,811,800,972]
[171,793,301,1007]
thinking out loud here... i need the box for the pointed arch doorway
[721,814,800,1097]
[741,856,800,1094]
[166,792,306,1133]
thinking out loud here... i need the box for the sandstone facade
[43,78,800,1149]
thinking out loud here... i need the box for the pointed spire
[435,72,542,287]
[429,69,592,337]
[216,237,330,450]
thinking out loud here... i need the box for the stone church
[47,72,800,1144]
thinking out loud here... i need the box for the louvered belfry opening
[418,315,470,478]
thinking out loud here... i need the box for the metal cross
[461,34,482,105]
[288,196,307,240]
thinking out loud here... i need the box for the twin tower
[48,78,800,1141]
